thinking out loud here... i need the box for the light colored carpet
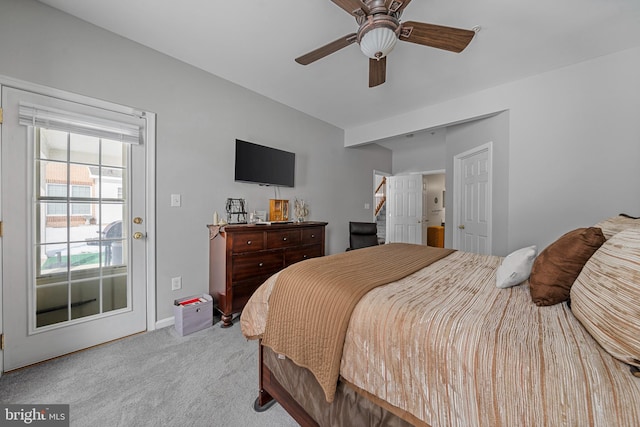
[0,319,298,426]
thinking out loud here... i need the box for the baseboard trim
[155,316,175,330]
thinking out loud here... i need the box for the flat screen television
[234,139,295,187]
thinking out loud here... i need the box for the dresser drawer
[230,278,271,312]
[301,227,323,245]
[284,244,323,266]
[231,231,265,253]
[266,229,301,249]
[232,251,283,281]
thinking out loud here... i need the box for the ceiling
[37,0,640,131]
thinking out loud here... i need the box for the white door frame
[0,75,157,373]
[452,142,493,253]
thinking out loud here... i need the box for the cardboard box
[173,294,213,336]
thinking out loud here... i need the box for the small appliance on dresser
[207,221,327,327]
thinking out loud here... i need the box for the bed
[240,215,640,426]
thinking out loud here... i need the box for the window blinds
[18,102,144,144]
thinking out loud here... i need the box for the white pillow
[496,245,538,288]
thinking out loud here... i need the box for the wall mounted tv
[234,139,295,187]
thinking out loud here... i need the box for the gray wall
[386,128,447,175]
[0,0,391,322]
[445,112,510,256]
[347,46,640,254]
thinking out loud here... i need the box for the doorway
[385,171,446,246]
[1,83,155,371]
[423,173,446,247]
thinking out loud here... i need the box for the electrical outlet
[171,276,182,291]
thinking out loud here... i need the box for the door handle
[133,217,143,224]
[458,224,465,229]
[133,232,145,239]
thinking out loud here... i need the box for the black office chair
[347,221,380,251]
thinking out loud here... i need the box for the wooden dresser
[208,221,327,327]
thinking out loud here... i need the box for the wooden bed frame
[252,341,413,427]
[253,342,318,427]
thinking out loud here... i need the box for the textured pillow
[571,228,640,368]
[496,245,537,288]
[529,227,605,306]
[594,214,640,240]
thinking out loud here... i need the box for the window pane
[70,280,100,320]
[102,139,126,168]
[38,129,68,161]
[39,162,68,198]
[38,243,69,275]
[98,167,125,201]
[70,133,99,165]
[36,284,69,327]
[103,275,127,312]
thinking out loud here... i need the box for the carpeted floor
[0,318,298,426]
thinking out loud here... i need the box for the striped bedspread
[262,243,454,403]
[241,250,640,426]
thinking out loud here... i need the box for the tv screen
[234,139,295,187]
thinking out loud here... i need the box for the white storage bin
[173,294,213,336]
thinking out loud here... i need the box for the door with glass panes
[1,86,148,371]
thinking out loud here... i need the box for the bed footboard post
[254,340,276,412]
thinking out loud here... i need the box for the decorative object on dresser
[208,221,327,327]
[225,198,247,224]
[269,199,289,222]
[293,198,309,223]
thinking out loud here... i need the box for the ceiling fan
[295,0,476,87]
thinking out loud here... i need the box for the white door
[387,174,422,244]
[454,144,492,254]
[1,87,148,371]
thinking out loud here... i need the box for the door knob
[458,225,465,230]
[133,217,143,224]
[133,232,144,239]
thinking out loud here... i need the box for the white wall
[347,46,640,254]
[0,0,392,322]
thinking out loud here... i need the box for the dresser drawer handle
[282,237,287,241]
[247,240,252,245]
[311,234,315,238]
[259,262,264,267]
[303,255,308,259]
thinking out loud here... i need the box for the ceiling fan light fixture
[359,26,397,59]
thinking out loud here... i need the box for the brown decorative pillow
[529,227,605,306]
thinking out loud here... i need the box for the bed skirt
[259,344,415,427]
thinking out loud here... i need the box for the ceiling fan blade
[369,57,387,88]
[331,0,369,17]
[295,33,357,65]
[399,21,475,53]
[386,0,412,14]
